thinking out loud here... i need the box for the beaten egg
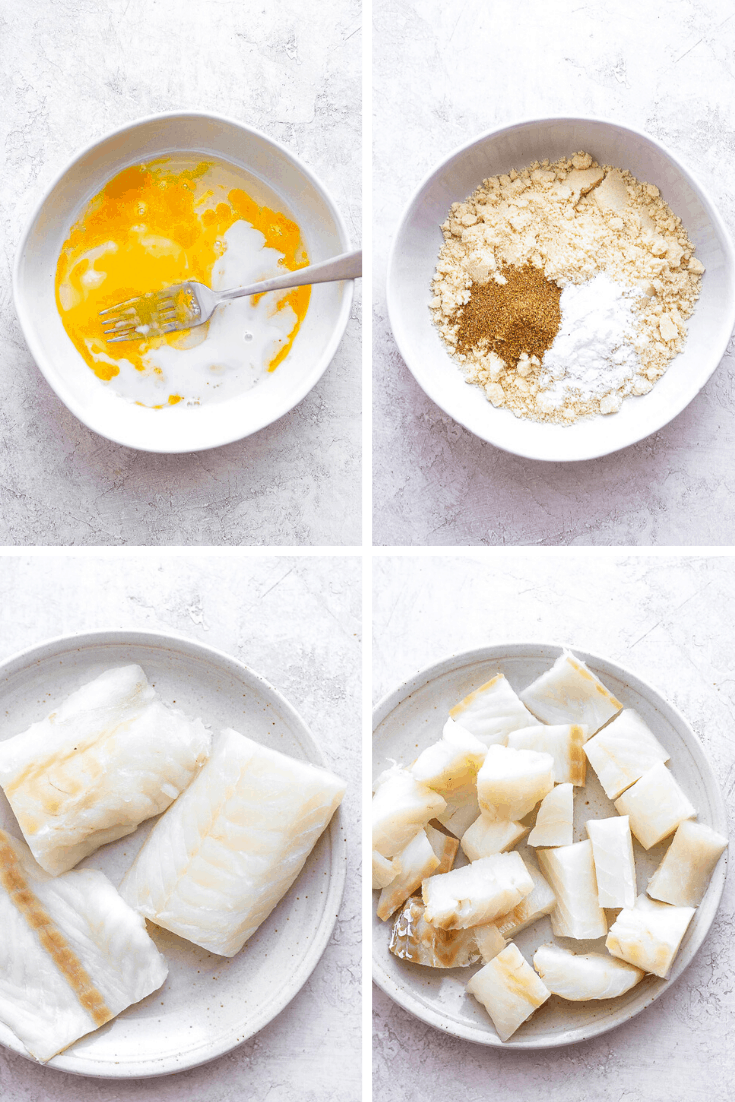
[55,158,310,408]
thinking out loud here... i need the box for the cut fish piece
[0,829,167,1063]
[583,709,669,799]
[527,783,573,848]
[614,762,696,850]
[371,765,446,858]
[0,665,211,876]
[449,674,536,747]
[536,840,608,940]
[436,781,481,838]
[460,814,529,861]
[389,897,482,968]
[372,850,400,890]
[508,724,588,785]
[477,744,554,821]
[520,651,622,734]
[426,823,459,874]
[376,830,439,921]
[473,923,507,963]
[121,728,345,956]
[493,859,556,939]
[533,944,644,1000]
[647,820,728,907]
[586,816,637,909]
[466,943,550,1042]
[422,852,533,930]
[606,894,694,978]
[410,718,486,791]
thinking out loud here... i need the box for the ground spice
[455,264,562,369]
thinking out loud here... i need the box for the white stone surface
[373,552,735,1100]
[0,0,361,546]
[0,553,361,1100]
[373,0,735,546]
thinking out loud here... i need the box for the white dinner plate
[0,630,347,1077]
[372,643,727,1047]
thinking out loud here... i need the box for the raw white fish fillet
[449,674,536,747]
[466,943,550,1042]
[426,823,459,875]
[606,894,694,978]
[583,709,669,799]
[0,828,167,1063]
[533,944,644,1000]
[372,850,400,890]
[477,744,554,821]
[0,665,211,876]
[614,762,696,850]
[527,783,573,848]
[536,840,608,940]
[520,651,622,734]
[410,718,486,791]
[473,923,507,963]
[508,724,588,785]
[372,765,446,858]
[389,897,482,968]
[436,781,481,838]
[120,728,345,956]
[461,814,529,861]
[586,816,637,909]
[422,852,533,930]
[647,820,728,908]
[376,830,439,921]
[493,859,556,939]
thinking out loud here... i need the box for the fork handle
[218,249,362,303]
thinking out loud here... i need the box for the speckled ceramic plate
[0,631,347,1077]
[372,643,728,1048]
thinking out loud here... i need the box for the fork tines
[99,291,178,342]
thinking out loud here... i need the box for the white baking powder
[536,273,643,416]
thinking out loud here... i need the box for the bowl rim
[386,114,735,463]
[13,109,354,454]
[372,640,728,1048]
[0,627,348,1077]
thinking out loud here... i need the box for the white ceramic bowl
[387,117,735,462]
[14,112,353,453]
[0,630,347,1077]
[372,643,728,1047]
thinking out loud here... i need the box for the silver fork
[99,249,362,342]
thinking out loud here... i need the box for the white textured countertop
[372,551,735,1100]
[373,0,735,546]
[0,553,361,1100]
[0,0,361,547]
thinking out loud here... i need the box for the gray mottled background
[0,0,361,546]
[0,552,361,1101]
[373,0,735,546]
[372,551,735,1101]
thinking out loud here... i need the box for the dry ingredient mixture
[430,152,704,423]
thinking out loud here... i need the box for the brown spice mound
[455,264,562,369]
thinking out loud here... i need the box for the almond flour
[430,152,704,423]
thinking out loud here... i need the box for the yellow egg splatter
[55,159,310,406]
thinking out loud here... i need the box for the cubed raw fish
[389,897,481,968]
[527,784,573,848]
[410,718,486,791]
[583,709,669,799]
[376,830,439,921]
[372,766,446,858]
[614,762,696,850]
[493,859,556,939]
[536,840,608,940]
[606,894,694,978]
[520,651,622,734]
[466,943,550,1041]
[647,820,727,907]
[422,852,533,930]
[461,815,529,861]
[533,944,644,1000]
[508,724,588,785]
[449,674,536,747]
[372,850,400,889]
[586,815,637,909]
[477,745,554,822]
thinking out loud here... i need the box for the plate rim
[0,628,347,1077]
[372,640,728,1048]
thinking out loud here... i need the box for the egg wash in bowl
[54,157,310,408]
